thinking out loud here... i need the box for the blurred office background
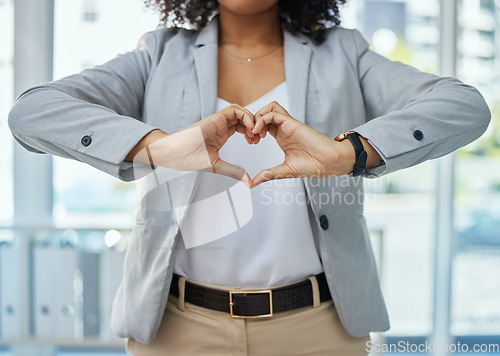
[0,0,499,355]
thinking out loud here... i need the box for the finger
[253,134,261,145]
[222,104,255,137]
[244,131,255,144]
[252,163,295,187]
[253,111,289,134]
[254,123,270,142]
[236,122,246,135]
[255,101,290,118]
[236,123,257,144]
[217,105,252,132]
[212,158,253,188]
[227,117,239,127]
[254,123,269,139]
[232,110,263,144]
[255,101,291,119]
[259,125,268,138]
[250,123,268,140]
[228,102,252,117]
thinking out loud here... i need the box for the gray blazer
[8,18,490,343]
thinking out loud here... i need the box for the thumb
[212,159,253,188]
[252,163,294,187]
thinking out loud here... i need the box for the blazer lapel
[172,20,218,227]
[283,32,318,209]
[284,31,312,124]
[193,19,219,119]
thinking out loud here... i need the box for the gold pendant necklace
[219,43,281,62]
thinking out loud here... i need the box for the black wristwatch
[335,132,367,177]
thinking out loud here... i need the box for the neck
[218,5,282,46]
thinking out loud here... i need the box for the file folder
[100,249,125,340]
[32,244,55,339]
[0,243,22,339]
[79,251,100,338]
[33,244,78,340]
[54,247,77,339]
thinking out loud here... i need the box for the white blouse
[173,81,324,288]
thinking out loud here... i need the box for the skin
[126,0,382,187]
[217,0,285,107]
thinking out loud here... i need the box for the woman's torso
[173,80,324,288]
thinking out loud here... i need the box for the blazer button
[81,135,92,146]
[413,130,424,141]
[319,215,329,230]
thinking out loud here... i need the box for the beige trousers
[126,278,370,356]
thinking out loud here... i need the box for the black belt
[170,273,332,318]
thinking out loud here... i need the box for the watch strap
[336,132,367,177]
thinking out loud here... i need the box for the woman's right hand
[126,104,257,187]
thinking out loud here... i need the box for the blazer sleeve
[349,29,491,177]
[8,30,166,181]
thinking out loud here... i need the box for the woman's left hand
[251,101,357,187]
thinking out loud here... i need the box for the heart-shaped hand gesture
[128,102,361,188]
[251,101,355,186]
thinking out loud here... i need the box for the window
[451,0,500,337]
[53,0,158,226]
[0,0,14,223]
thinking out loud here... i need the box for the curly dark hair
[143,0,348,44]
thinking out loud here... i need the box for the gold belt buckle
[229,289,273,319]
